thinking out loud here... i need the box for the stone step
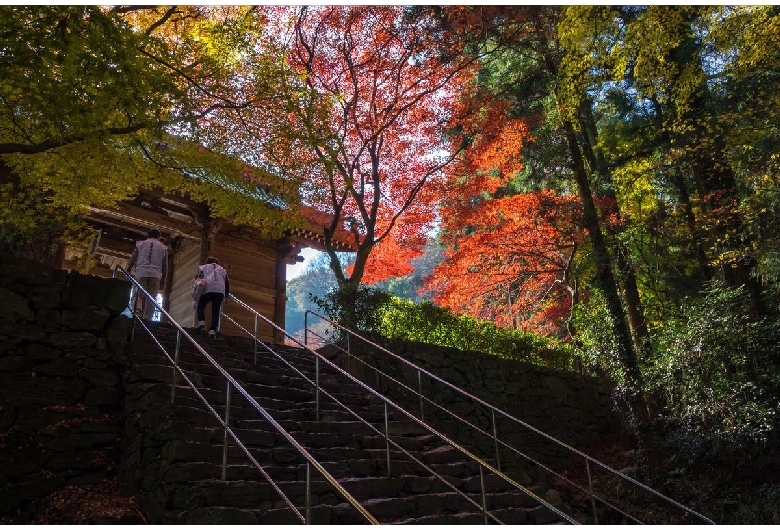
[128,344,373,401]
[131,327,329,363]
[154,475,547,525]
[122,322,556,525]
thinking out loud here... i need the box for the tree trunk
[578,104,652,357]
[562,119,645,397]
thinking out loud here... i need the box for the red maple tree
[428,190,585,337]
[421,41,587,337]
[282,6,478,288]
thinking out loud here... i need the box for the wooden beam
[87,202,203,239]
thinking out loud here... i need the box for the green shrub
[310,282,392,336]
[646,281,780,453]
[376,298,574,369]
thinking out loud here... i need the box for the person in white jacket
[127,228,168,321]
[194,256,230,338]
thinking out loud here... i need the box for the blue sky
[287,247,321,281]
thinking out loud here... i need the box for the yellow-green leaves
[0,6,313,244]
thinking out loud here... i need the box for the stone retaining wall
[0,255,133,523]
[0,254,621,522]
[329,335,619,475]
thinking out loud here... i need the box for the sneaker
[196,321,206,330]
[208,329,216,338]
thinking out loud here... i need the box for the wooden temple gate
[62,189,352,344]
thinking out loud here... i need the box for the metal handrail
[225,294,577,525]
[303,309,717,526]
[220,313,507,525]
[300,325,642,525]
[113,266,379,525]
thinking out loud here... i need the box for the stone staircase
[119,321,570,524]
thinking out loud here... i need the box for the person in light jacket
[127,228,168,321]
[195,256,229,338]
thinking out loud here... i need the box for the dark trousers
[197,292,224,331]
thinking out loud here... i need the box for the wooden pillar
[274,239,304,344]
[201,218,223,263]
[161,234,176,321]
[274,254,287,344]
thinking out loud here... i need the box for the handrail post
[130,286,138,343]
[305,461,312,524]
[253,314,258,365]
[491,409,501,472]
[417,369,424,422]
[585,458,598,524]
[480,464,488,524]
[315,357,320,421]
[222,381,232,481]
[346,333,351,373]
[304,311,309,347]
[171,329,182,403]
[384,401,391,477]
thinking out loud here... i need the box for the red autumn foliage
[425,190,584,336]
[287,6,477,285]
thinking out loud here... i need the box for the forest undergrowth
[554,422,780,525]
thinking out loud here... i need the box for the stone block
[0,374,86,405]
[543,375,570,396]
[22,343,62,362]
[36,359,80,378]
[44,331,98,349]
[0,337,22,355]
[84,387,122,407]
[0,355,35,373]
[0,322,47,342]
[63,272,130,312]
[105,315,129,355]
[62,307,110,331]
[81,367,120,388]
[35,307,62,329]
[29,285,65,309]
[0,287,34,322]
[180,506,259,525]
[81,358,108,370]
[46,432,119,452]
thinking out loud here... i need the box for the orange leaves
[456,98,528,184]
[286,6,475,285]
[426,191,583,335]
[354,236,424,284]
[472,122,528,180]
[439,87,534,248]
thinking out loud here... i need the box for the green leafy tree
[429,7,650,433]
[559,6,780,323]
[0,6,306,262]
